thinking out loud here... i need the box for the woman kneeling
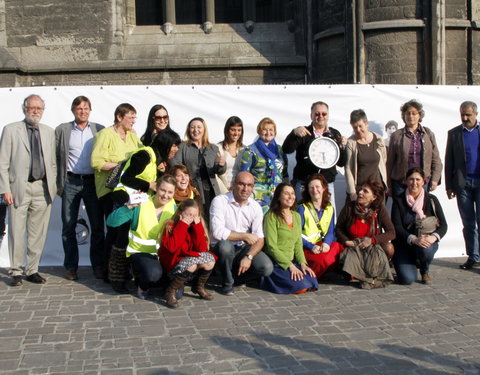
[392,168,447,285]
[298,174,344,279]
[335,178,395,289]
[159,199,216,308]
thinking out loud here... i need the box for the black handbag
[105,159,127,189]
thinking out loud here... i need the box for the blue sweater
[463,125,480,179]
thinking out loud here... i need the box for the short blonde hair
[256,117,277,136]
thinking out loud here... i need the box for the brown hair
[162,199,209,245]
[71,96,91,111]
[267,183,296,223]
[114,103,136,124]
[300,173,331,209]
[361,177,385,211]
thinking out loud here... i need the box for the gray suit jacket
[55,121,104,194]
[171,142,226,204]
[0,120,57,207]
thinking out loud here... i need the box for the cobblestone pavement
[0,257,479,375]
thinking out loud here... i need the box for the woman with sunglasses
[140,104,171,147]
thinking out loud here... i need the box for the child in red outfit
[159,199,216,308]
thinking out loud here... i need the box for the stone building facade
[0,0,477,87]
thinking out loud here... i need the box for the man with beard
[0,94,57,286]
[445,101,480,270]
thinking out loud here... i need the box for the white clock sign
[308,137,340,169]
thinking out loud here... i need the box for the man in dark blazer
[445,101,480,270]
[0,94,57,286]
[282,101,346,209]
[56,96,105,281]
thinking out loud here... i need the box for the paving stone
[0,260,479,374]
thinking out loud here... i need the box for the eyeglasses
[25,106,44,112]
[315,112,328,117]
[236,182,254,188]
[153,115,169,121]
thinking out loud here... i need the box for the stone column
[203,0,214,33]
[244,0,255,33]
[431,0,446,84]
[163,0,175,34]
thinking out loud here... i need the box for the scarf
[405,188,426,220]
[174,185,199,203]
[353,202,379,237]
[254,137,279,185]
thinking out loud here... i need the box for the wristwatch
[246,254,253,260]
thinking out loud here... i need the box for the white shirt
[210,192,264,246]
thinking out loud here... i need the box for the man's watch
[246,254,253,261]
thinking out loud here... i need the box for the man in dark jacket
[282,101,346,208]
[445,100,480,270]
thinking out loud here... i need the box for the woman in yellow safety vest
[297,174,344,279]
[106,175,177,298]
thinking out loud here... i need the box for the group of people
[0,94,478,307]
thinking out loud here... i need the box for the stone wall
[0,1,477,87]
[0,1,304,86]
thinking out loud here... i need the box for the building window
[215,0,244,23]
[176,0,204,24]
[255,0,286,22]
[134,0,288,26]
[135,0,164,25]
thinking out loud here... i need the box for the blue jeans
[456,179,480,262]
[130,253,163,291]
[212,240,273,288]
[61,175,105,271]
[393,242,438,285]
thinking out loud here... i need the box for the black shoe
[459,259,477,270]
[93,268,104,280]
[26,273,46,284]
[10,275,23,286]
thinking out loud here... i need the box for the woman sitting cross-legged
[297,174,344,280]
[260,183,318,294]
[391,168,447,285]
[335,178,395,289]
[159,199,216,308]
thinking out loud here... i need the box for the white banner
[0,84,478,267]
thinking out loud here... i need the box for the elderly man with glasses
[0,94,57,286]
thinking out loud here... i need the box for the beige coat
[344,132,387,195]
[0,120,57,207]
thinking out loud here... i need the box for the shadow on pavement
[211,332,480,374]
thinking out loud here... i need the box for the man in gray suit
[56,96,105,281]
[0,94,57,286]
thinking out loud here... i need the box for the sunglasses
[315,112,328,117]
[153,115,169,121]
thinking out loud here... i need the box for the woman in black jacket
[391,168,448,285]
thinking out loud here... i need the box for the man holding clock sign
[282,101,347,210]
